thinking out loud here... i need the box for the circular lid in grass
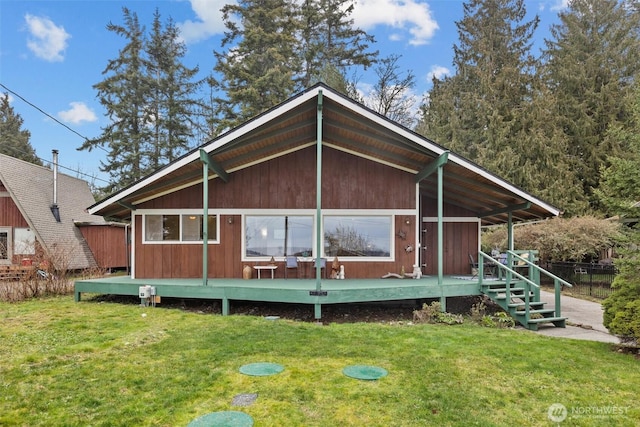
[187,411,253,427]
[239,362,284,376]
[343,365,388,380]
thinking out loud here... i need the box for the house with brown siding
[86,84,559,280]
[77,84,575,328]
[0,153,127,271]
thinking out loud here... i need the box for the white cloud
[24,14,70,62]
[179,0,229,43]
[550,0,569,12]
[426,65,450,82]
[58,102,97,125]
[351,0,439,46]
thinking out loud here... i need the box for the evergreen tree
[80,8,204,193]
[79,7,152,193]
[418,0,540,159]
[146,10,202,169]
[417,0,586,212]
[209,0,300,133]
[297,0,377,89]
[209,0,378,133]
[542,0,640,208]
[0,93,42,165]
[595,82,640,218]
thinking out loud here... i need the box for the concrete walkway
[529,290,620,344]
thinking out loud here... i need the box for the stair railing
[479,251,539,322]
[506,251,573,320]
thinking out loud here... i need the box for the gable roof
[89,83,560,225]
[0,153,103,269]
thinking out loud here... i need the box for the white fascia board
[89,88,323,215]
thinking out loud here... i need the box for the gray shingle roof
[0,153,104,270]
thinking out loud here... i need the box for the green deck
[74,275,498,318]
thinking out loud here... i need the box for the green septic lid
[187,411,253,427]
[239,362,284,376]
[342,365,388,381]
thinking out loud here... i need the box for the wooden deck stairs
[478,250,573,331]
[481,282,566,330]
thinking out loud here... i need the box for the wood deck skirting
[74,276,500,318]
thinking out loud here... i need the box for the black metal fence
[541,261,618,299]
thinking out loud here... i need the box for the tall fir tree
[297,0,377,89]
[595,81,640,217]
[209,0,300,133]
[542,0,640,208]
[417,0,586,212]
[208,0,378,133]
[146,9,202,169]
[81,8,204,193]
[79,7,152,193]
[0,93,42,165]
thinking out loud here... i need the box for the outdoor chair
[285,256,299,278]
[314,257,328,278]
[469,253,495,278]
[469,253,479,274]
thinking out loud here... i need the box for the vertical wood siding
[0,196,29,227]
[132,148,479,278]
[77,225,129,269]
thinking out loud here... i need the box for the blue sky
[0,0,567,188]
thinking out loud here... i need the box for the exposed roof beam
[117,200,136,211]
[480,202,531,218]
[416,151,449,183]
[199,149,229,183]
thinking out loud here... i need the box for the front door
[0,228,10,264]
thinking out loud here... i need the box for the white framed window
[0,227,11,264]
[245,215,313,258]
[142,211,219,244]
[323,215,392,259]
[14,228,36,255]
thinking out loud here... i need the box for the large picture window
[144,214,218,243]
[245,215,313,258]
[323,216,392,258]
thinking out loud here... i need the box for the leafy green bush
[603,242,640,343]
[482,216,624,262]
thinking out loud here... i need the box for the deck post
[222,297,229,316]
[437,156,444,285]
[314,303,322,319]
[507,212,514,251]
[202,158,209,286]
[315,90,323,293]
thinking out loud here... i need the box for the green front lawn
[1,296,637,426]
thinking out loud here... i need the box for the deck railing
[478,250,573,321]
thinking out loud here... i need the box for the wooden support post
[315,90,323,293]
[222,297,229,316]
[202,160,209,286]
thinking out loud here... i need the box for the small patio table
[254,265,277,279]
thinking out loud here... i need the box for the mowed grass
[1,296,638,426]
